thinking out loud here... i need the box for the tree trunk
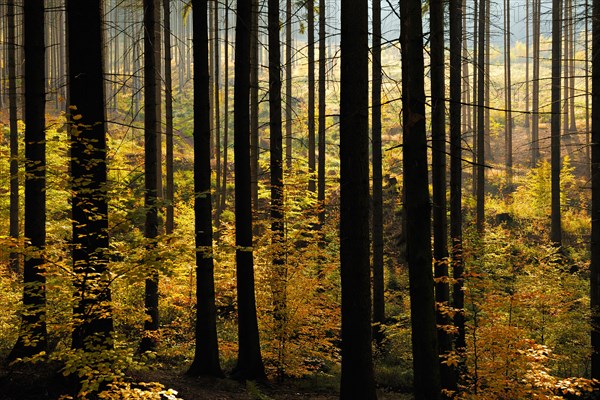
[505,0,513,186]
[317,0,326,226]
[449,0,464,381]
[8,0,19,274]
[220,1,230,220]
[551,0,563,246]
[525,0,530,129]
[250,0,260,212]
[472,0,478,196]
[187,0,223,376]
[400,0,442,396]
[232,0,266,380]
[476,0,486,233]
[307,0,316,193]
[67,0,114,351]
[164,0,175,235]
[532,0,541,166]
[285,0,293,169]
[8,0,48,362]
[339,0,377,395]
[371,0,385,346]
[214,0,222,223]
[141,0,160,353]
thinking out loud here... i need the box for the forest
[0,0,599,399]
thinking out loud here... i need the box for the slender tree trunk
[250,0,260,212]
[220,1,230,219]
[307,0,316,193]
[317,0,326,226]
[472,0,478,196]
[339,0,377,396]
[505,0,513,186]
[551,0,563,246]
[187,0,223,376]
[371,0,385,346]
[587,0,591,169]
[67,0,113,351]
[430,0,451,390]
[400,0,442,396]
[214,0,222,221]
[141,0,160,353]
[232,0,266,380]
[476,0,486,233]
[591,0,600,379]
[164,0,175,235]
[525,0,530,129]
[532,0,541,166]
[8,0,48,362]
[268,0,287,379]
[449,0,464,383]
[8,0,19,274]
[285,0,293,169]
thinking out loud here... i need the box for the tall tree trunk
[214,0,222,222]
[187,0,223,376]
[8,0,48,362]
[551,0,563,246]
[476,0,486,233]
[472,0,478,196]
[532,0,541,166]
[400,0,442,396]
[317,0,326,226]
[164,0,175,235]
[8,0,19,274]
[339,0,376,396]
[268,0,286,379]
[371,0,385,346]
[591,0,600,379]
[430,0,451,390]
[525,0,530,129]
[505,0,513,186]
[307,0,316,193]
[285,0,293,169]
[67,0,114,351]
[141,0,160,353]
[250,0,260,212]
[220,1,230,220]
[587,0,591,169]
[449,0,464,383]
[232,0,266,380]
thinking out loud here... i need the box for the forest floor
[0,365,412,399]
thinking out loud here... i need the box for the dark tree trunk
[307,0,316,193]
[399,0,442,396]
[525,0,530,129]
[371,0,385,346]
[232,0,266,380]
[250,0,260,212]
[8,0,48,362]
[187,0,223,376]
[164,0,175,235]
[67,0,113,351]
[220,1,230,219]
[8,0,19,274]
[214,0,222,223]
[551,0,563,246]
[532,0,541,166]
[339,0,376,396]
[268,0,286,379]
[591,0,600,379]
[430,0,451,390]
[141,0,160,353]
[449,0,464,383]
[505,0,513,186]
[476,0,486,234]
[472,0,478,196]
[317,0,326,226]
[285,0,293,169]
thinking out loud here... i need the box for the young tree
[532,0,541,166]
[505,1,513,185]
[339,0,377,396]
[591,0,600,379]
[8,0,48,362]
[371,0,385,345]
[141,0,160,353]
[307,0,316,193]
[250,0,260,211]
[317,0,326,225]
[476,0,486,233]
[164,0,175,235]
[399,0,442,396]
[285,0,293,169]
[187,0,223,376]
[67,0,114,350]
[232,0,267,380]
[551,0,562,246]
[7,0,19,274]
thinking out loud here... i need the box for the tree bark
[307,0,316,193]
[8,0,48,362]
[232,0,267,380]
[164,0,175,235]
[317,0,326,226]
[551,0,563,246]
[339,0,377,396]
[8,0,19,274]
[505,0,513,186]
[285,0,293,169]
[476,0,486,233]
[532,0,541,166]
[400,0,442,396]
